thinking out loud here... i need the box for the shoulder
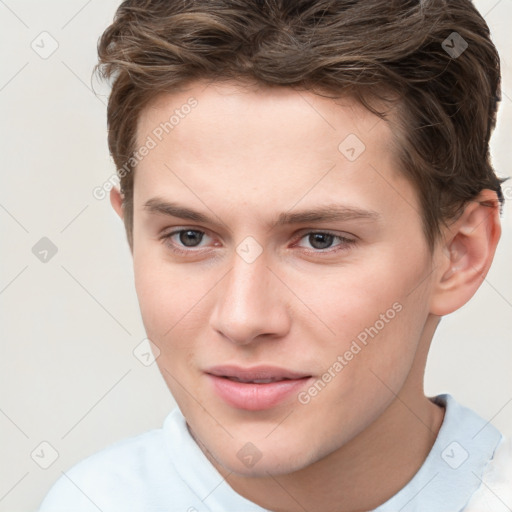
[464,434,512,511]
[37,422,177,512]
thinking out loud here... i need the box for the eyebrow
[143,197,381,230]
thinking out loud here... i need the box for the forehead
[133,80,420,226]
[136,80,395,157]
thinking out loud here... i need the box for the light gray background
[0,1,511,511]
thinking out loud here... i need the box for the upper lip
[205,365,311,381]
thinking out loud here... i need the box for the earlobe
[430,190,501,316]
[110,186,124,220]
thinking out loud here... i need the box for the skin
[110,79,501,512]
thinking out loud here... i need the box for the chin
[211,438,320,478]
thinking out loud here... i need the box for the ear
[110,186,124,220]
[429,189,501,316]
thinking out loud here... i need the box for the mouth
[205,364,312,382]
[204,365,313,410]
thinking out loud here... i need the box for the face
[131,80,436,477]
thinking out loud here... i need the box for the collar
[374,393,502,511]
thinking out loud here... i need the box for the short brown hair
[93,0,506,250]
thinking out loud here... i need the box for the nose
[209,249,291,346]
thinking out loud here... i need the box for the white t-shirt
[38,394,512,512]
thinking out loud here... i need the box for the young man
[39,0,511,510]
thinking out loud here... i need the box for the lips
[205,364,312,382]
[205,364,313,410]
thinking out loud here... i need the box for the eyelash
[159,228,357,257]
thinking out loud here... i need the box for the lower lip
[206,374,313,411]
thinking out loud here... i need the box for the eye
[160,228,211,253]
[160,228,356,257]
[295,231,356,253]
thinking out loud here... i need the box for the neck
[219,395,444,512]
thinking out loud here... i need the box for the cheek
[312,252,429,380]
[305,257,415,335]
[133,246,185,339]
[133,265,171,336]
[133,256,200,396]
[133,247,214,362]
